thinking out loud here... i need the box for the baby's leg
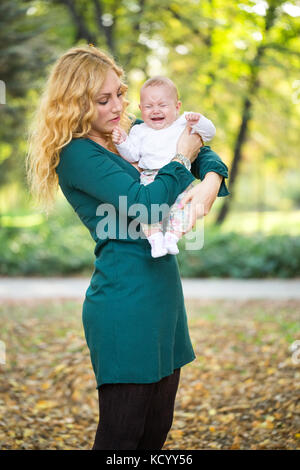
[164,186,194,254]
[140,170,167,258]
[140,222,167,258]
[164,210,185,255]
[140,221,163,239]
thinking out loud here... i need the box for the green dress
[56,119,229,389]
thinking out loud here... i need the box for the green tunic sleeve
[58,138,195,225]
[191,146,230,197]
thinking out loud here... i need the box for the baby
[112,76,216,258]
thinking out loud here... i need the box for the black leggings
[92,368,181,450]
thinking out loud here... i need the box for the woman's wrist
[171,153,191,171]
[203,171,223,183]
[202,172,223,200]
[171,157,184,165]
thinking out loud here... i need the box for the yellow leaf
[252,420,261,428]
[41,382,51,390]
[245,378,253,384]
[71,390,80,401]
[220,413,235,424]
[170,430,184,438]
[54,364,65,374]
[194,383,207,392]
[210,442,219,448]
[35,400,57,410]
[230,435,240,450]
[260,420,274,429]
[266,415,275,422]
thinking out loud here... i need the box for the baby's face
[139,85,181,130]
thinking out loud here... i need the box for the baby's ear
[176,100,182,113]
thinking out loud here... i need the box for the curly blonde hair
[26,45,134,212]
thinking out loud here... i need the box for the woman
[27,45,229,450]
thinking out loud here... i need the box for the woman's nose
[111,97,122,113]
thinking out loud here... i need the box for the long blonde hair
[26,45,134,212]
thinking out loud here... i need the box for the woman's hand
[178,172,223,233]
[131,161,142,173]
[176,124,203,163]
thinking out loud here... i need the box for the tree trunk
[215,94,253,225]
[56,0,96,44]
[92,0,116,55]
[215,2,278,225]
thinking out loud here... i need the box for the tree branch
[55,0,96,43]
[166,5,211,46]
[215,2,278,225]
[92,0,115,54]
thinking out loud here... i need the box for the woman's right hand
[176,124,203,163]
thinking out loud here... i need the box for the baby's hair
[140,76,179,101]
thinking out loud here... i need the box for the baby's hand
[112,126,127,145]
[185,112,202,125]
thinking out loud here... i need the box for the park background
[1,0,300,278]
[0,0,300,450]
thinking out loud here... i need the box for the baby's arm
[112,126,128,145]
[112,124,142,163]
[184,111,216,143]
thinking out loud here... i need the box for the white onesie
[116,111,216,170]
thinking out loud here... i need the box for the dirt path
[1,277,300,299]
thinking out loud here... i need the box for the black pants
[92,367,181,450]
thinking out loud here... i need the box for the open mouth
[151,117,164,122]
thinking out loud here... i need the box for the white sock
[148,232,167,258]
[164,232,179,255]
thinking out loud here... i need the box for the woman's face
[91,68,124,135]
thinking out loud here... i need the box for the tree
[50,0,151,70]
[151,0,300,223]
[1,0,300,221]
[0,0,55,188]
[215,0,300,224]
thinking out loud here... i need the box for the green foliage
[0,0,60,187]
[1,0,300,273]
[1,0,300,212]
[0,215,299,277]
[0,210,94,276]
[177,229,300,278]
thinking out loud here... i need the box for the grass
[214,210,300,235]
[2,205,300,235]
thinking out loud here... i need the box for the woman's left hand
[130,161,142,173]
[178,172,223,233]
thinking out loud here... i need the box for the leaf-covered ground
[0,298,299,450]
